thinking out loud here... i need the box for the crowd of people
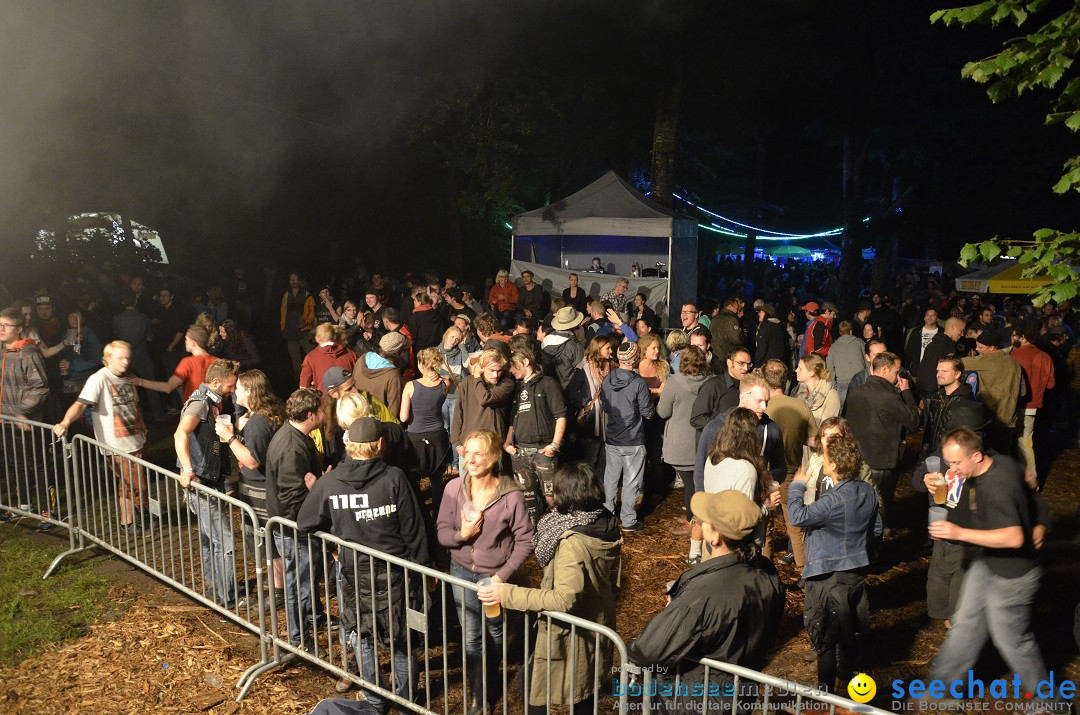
[1,258,1078,712]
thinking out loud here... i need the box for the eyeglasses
[0,323,18,329]
[680,310,698,315]
[732,360,752,368]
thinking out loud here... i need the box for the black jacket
[297,457,432,642]
[915,332,957,398]
[688,373,737,431]
[924,384,986,454]
[710,309,743,361]
[845,375,919,469]
[754,318,788,367]
[407,307,444,352]
[265,422,320,521]
[511,374,567,447]
[626,553,784,683]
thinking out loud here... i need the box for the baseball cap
[690,490,761,542]
[346,417,384,443]
[323,367,351,393]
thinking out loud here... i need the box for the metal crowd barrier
[637,656,892,715]
[66,434,268,636]
[0,413,889,714]
[255,517,632,715]
[0,415,80,576]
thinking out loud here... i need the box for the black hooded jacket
[297,456,431,641]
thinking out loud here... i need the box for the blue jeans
[931,559,1061,707]
[441,396,456,433]
[348,628,416,712]
[449,562,504,657]
[274,531,314,646]
[603,444,646,527]
[188,491,236,608]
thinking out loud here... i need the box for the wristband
[227,435,238,446]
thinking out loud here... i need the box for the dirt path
[2,447,1078,714]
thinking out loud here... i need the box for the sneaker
[778,553,795,565]
[621,521,646,532]
[335,675,355,694]
[120,521,143,535]
[37,511,54,531]
[672,474,684,489]
[686,555,701,567]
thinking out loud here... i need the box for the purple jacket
[436,475,534,581]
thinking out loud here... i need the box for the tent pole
[665,234,673,329]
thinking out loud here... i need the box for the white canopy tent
[511,171,698,327]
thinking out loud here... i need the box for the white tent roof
[512,171,697,238]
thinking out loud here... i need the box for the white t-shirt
[77,367,147,453]
[701,456,767,552]
[703,457,758,500]
[919,327,938,360]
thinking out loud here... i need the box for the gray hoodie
[826,334,866,386]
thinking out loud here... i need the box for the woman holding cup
[436,429,533,715]
[787,430,882,694]
[477,463,621,715]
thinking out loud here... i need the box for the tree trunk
[838,132,868,318]
[649,83,682,208]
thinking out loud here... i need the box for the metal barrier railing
[66,435,268,632]
[1,413,888,713]
[0,415,82,577]
[636,656,892,715]
[257,517,632,715]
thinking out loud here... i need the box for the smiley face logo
[847,673,876,703]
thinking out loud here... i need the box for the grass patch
[0,529,111,665]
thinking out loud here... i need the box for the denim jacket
[787,478,882,579]
[178,384,226,488]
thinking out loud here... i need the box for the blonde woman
[666,329,690,373]
[195,311,219,351]
[450,348,514,466]
[636,333,669,400]
[337,300,359,328]
[794,354,841,427]
[401,348,452,515]
[436,429,532,714]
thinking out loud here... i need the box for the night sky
[3,1,1078,286]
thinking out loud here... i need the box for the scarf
[800,379,830,412]
[439,343,463,369]
[533,508,604,567]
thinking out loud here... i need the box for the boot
[466,655,486,715]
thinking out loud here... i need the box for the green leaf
[1036,64,1065,88]
[1007,246,1024,258]
[1033,227,1056,239]
[1066,112,1080,131]
[930,9,947,23]
[979,242,1002,262]
[959,243,979,265]
[987,79,1017,102]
